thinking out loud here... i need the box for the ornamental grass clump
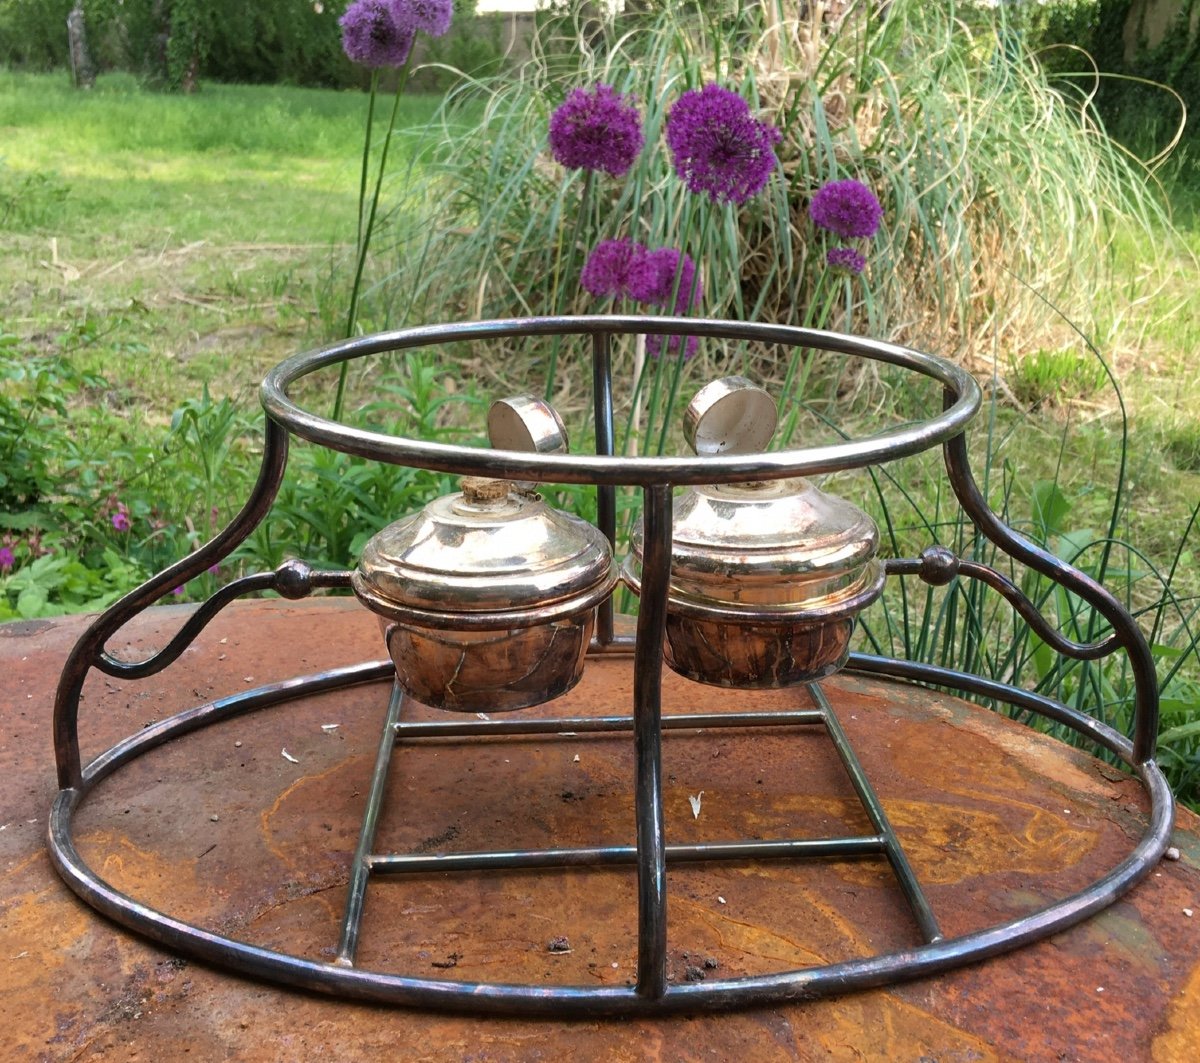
[395,0,1176,423]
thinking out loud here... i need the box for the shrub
[381,0,1175,394]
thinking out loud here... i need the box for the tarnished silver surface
[626,378,884,687]
[259,316,983,486]
[639,478,882,612]
[353,478,614,617]
[487,395,569,454]
[352,398,618,711]
[683,375,778,456]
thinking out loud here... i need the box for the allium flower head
[665,84,781,205]
[0,545,14,574]
[628,247,702,313]
[826,246,867,275]
[809,179,883,239]
[646,331,699,360]
[549,84,644,178]
[340,0,415,68]
[579,240,703,359]
[402,0,453,37]
[581,238,647,299]
[631,248,702,360]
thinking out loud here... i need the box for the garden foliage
[0,1,1196,805]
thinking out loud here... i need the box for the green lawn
[1,70,445,407]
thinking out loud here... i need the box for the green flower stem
[356,70,379,250]
[823,273,854,409]
[776,266,834,446]
[333,61,412,424]
[622,332,650,456]
[642,194,697,455]
[655,203,712,454]
[544,168,596,401]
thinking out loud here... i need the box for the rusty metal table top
[4,599,1198,1061]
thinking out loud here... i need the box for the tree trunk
[66,1,96,89]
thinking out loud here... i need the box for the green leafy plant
[851,338,1200,808]
[240,351,484,570]
[0,162,70,228]
[0,340,104,510]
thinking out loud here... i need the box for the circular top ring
[260,316,981,487]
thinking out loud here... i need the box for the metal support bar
[370,836,887,875]
[810,683,943,944]
[334,680,406,966]
[633,484,671,999]
[392,708,825,740]
[592,329,616,646]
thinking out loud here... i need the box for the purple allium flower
[664,84,781,205]
[631,248,702,360]
[644,332,698,360]
[549,84,645,178]
[340,0,415,68]
[173,586,185,597]
[0,546,14,574]
[629,247,702,313]
[826,246,867,275]
[581,238,647,299]
[402,0,453,37]
[111,509,131,532]
[809,179,883,239]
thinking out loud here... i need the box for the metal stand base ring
[46,655,1174,1017]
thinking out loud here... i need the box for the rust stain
[814,994,1010,1062]
[950,711,1131,801]
[258,756,358,861]
[1152,959,1200,1061]
[2,878,105,1055]
[672,893,830,968]
[257,757,366,925]
[832,798,1097,886]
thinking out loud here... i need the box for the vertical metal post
[633,483,671,998]
[593,330,617,645]
[334,679,405,966]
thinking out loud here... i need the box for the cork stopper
[459,476,511,505]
